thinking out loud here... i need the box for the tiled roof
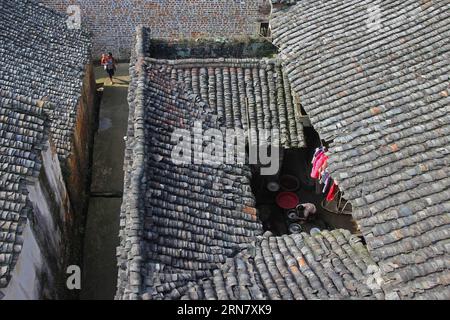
[270,0,450,299]
[182,229,384,300]
[0,0,91,160]
[116,29,264,300]
[116,27,380,300]
[0,89,52,289]
[145,58,305,148]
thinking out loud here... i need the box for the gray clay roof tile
[270,0,450,299]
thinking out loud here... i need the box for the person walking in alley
[104,52,117,85]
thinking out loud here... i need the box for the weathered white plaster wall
[27,141,67,258]
[0,141,71,300]
[0,224,44,300]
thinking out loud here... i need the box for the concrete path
[80,64,129,300]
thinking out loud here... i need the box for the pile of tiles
[116,27,382,300]
[0,0,91,160]
[0,89,52,289]
[146,58,305,148]
[271,0,450,299]
[182,229,384,300]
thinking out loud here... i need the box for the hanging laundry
[311,147,326,164]
[311,152,328,179]
[310,147,338,199]
[322,176,332,194]
[311,147,324,164]
[318,156,328,178]
[326,182,338,202]
[320,169,330,184]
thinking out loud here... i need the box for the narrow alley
[80,64,130,300]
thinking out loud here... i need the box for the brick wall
[39,0,271,60]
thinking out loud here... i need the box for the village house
[0,0,95,299]
[0,0,448,301]
[116,0,450,300]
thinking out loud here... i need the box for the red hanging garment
[318,157,328,178]
[326,182,338,202]
[311,153,328,179]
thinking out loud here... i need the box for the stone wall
[39,0,272,60]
